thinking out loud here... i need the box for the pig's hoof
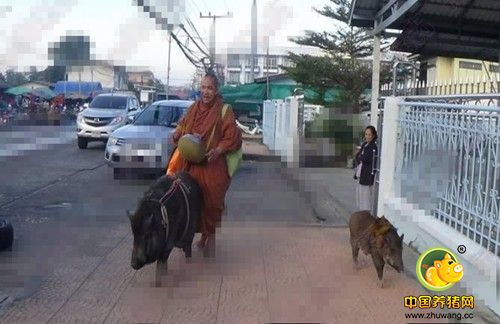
[377,279,384,288]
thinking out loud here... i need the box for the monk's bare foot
[196,234,208,250]
[203,234,216,258]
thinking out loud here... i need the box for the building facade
[420,56,499,83]
[218,46,323,86]
[66,61,128,90]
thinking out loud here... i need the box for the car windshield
[89,96,127,109]
[133,104,184,126]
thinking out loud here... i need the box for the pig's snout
[454,264,463,273]
[131,261,141,270]
[131,252,145,270]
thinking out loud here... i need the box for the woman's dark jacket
[353,140,378,186]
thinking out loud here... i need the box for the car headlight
[110,116,125,124]
[109,136,118,145]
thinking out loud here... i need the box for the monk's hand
[206,147,223,163]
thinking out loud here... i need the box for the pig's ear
[373,219,391,236]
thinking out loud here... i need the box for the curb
[242,153,281,162]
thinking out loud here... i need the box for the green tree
[284,0,379,111]
[43,66,66,83]
[153,78,165,92]
[283,0,388,163]
[5,69,28,86]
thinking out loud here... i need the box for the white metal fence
[378,95,500,315]
[262,97,302,165]
[381,76,500,97]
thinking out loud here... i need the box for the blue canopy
[54,81,103,98]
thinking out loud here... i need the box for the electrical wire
[134,1,209,71]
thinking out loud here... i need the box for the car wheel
[0,218,14,251]
[78,137,88,149]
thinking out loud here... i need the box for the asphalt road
[0,124,315,315]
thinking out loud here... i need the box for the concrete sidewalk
[0,222,457,324]
[277,159,500,323]
[1,138,496,323]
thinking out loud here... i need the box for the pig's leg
[350,238,360,269]
[183,242,192,258]
[155,249,172,287]
[371,253,385,288]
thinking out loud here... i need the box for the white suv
[76,93,141,149]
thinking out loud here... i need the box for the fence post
[377,96,403,217]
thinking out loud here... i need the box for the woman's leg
[358,185,373,211]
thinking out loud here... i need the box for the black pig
[349,210,404,288]
[128,172,202,273]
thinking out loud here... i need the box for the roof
[349,0,500,62]
[152,100,194,107]
[20,81,54,88]
[54,81,103,98]
[254,73,293,84]
[96,92,135,98]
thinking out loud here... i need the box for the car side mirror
[126,115,135,124]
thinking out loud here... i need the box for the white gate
[262,100,277,150]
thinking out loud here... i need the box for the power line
[133,1,210,72]
[199,11,233,69]
[187,0,202,14]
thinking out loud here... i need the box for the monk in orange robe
[170,73,242,254]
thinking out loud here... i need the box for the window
[282,58,294,67]
[89,96,127,109]
[490,64,499,73]
[227,54,240,68]
[228,72,240,83]
[245,73,253,83]
[245,55,258,67]
[459,61,482,70]
[134,105,183,126]
[264,56,277,69]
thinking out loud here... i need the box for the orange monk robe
[172,96,242,235]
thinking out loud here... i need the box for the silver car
[76,93,141,149]
[104,100,193,178]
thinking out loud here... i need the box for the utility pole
[251,0,257,82]
[199,11,233,71]
[265,35,270,99]
[166,31,172,99]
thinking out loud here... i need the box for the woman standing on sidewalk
[353,125,378,212]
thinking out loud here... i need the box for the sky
[0,0,337,86]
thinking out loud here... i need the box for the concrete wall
[67,66,114,89]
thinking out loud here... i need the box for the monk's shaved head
[203,72,219,90]
[201,73,219,104]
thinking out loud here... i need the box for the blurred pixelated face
[365,128,374,142]
[201,77,217,104]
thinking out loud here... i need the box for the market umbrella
[31,86,56,100]
[5,85,32,96]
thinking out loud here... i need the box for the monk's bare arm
[172,103,195,144]
[217,107,242,154]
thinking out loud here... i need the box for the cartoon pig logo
[416,248,464,292]
[425,253,464,287]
